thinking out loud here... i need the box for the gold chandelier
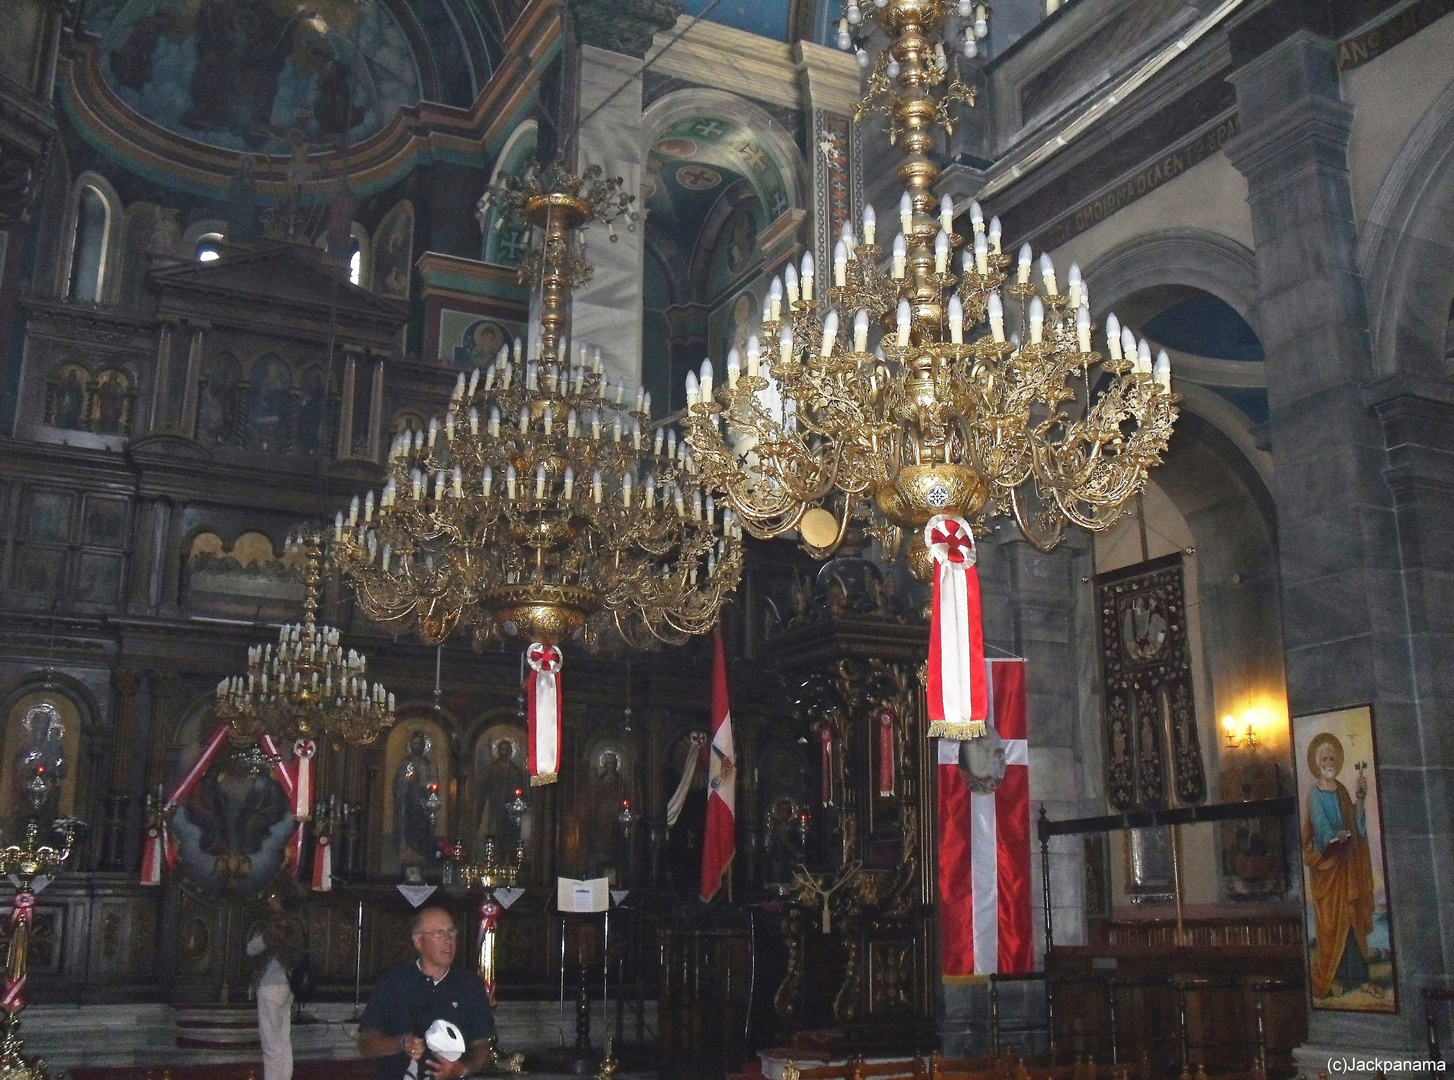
[333,161,743,649]
[683,0,1177,579]
[216,531,396,746]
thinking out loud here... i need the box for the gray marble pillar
[1224,29,1453,1063]
[572,45,645,396]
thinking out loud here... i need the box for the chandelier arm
[1007,486,1066,554]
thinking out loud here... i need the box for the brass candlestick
[0,818,83,1080]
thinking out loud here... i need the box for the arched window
[68,186,110,302]
[349,244,362,284]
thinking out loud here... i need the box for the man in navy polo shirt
[358,906,495,1079]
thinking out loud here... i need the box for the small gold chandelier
[683,0,1177,578]
[216,531,396,746]
[334,161,742,649]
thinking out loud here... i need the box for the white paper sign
[495,887,525,909]
[397,884,437,908]
[556,876,609,913]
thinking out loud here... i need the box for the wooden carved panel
[1096,554,1206,811]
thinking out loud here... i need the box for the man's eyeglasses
[417,928,459,940]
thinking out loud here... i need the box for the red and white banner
[140,723,231,884]
[699,632,735,902]
[878,707,896,797]
[312,832,332,891]
[925,515,988,740]
[1,891,36,1012]
[478,896,502,1004]
[526,643,562,786]
[938,658,1032,978]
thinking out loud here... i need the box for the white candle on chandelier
[467,367,479,399]
[1136,338,1152,374]
[644,474,655,508]
[948,294,964,344]
[468,406,479,436]
[564,408,576,438]
[892,233,907,279]
[847,1,860,24]
[410,470,423,501]
[668,429,678,458]
[1131,331,1147,371]
[516,406,528,434]
[452,465,463,499]
[899,191,913,235]
[1039,252,1058,295]
[693,490,704,521]
[974,232,989,274]
[1018,243,1032,285]
[699,359,714,404]
[726,347,741,389]
[1068,263,1083,308]
[768,276,783,322]
[444,410,455,443]
[592,470,603,504]
[1105,313,1123,360]
[591,409,601,439]
[364,489,375,523]
[1076,306,1092,353]
[746,335,761,377]
[654,427,665,456]
[684,370,699,408]
[819,309,839,357]
[673,486,686,517]
[488,405,500,438]
[1029,295,1045,344]
[969,200,984,234]
[841,218,857,258]
[779,326,794,366]
[988,292,1005,343]
[437,470,449,501]
[612,414,623,443]
[482,467,493,497]
[935,230,950,274]
[801,251,815,302]
[1154,349,1172,391]
[426,418,437,449]
[784,263,799,305]
[334,511,344,542]
[836,16,850,49]
[853,309,870,353]
[542,406,553,437]
[622,471,633,507]
[862,204,876,247]
[561,467,574,501]
[483,363,495,394]
[452,371,465,401]
[833,239,848,287]
[988,216,1002,254]
[896,298,912,347]
[974,4,988,37]
[348,495,359,527]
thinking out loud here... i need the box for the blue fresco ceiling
[682,0,791,41]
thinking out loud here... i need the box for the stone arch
[0,675,101,832]
[482,120,538,267]
[1082,229,1271,490]
[181,218,229,258]
[1359,79,1454,378]
[641,88,809,221]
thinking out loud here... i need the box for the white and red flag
[699,632,736,902]
[938,658,1032,978]
[924,514,988,740]
[525,642,562,786]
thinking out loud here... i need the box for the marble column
[336,345,360,459]
[797,41,862,304]
[150,315,178,433]
[572,46,646,395]
[178,320,208,437]
[367,352,386,461]
[1224,29,1451,1062]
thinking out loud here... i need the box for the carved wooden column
[646,712,665,888]
[150,314,179,432]
[336,344,361,459]
[144,671,180,801]
[178,320,208,436]
[102,668,141,870]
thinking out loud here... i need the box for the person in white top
[248,881,308,1080]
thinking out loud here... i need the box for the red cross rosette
[525,642,562,786]
[925,514,988,739]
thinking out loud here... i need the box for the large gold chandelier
[216,531,396,746]
[683,0,1177,578]
[334,161,742,649]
